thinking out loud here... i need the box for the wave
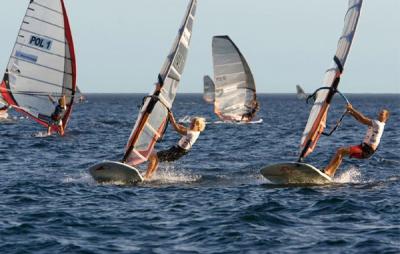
[334,166,363,184]
[31,131,52,138]
[178,115,263,125]
[213,118,263,125]
[62,172,97,185]
[145,165,201,185]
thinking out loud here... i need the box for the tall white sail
[299,0,363,160]
[123,0,197,165]
[212,36,257,121]
[203,75,215,103]
[296,85,307,100]
[0,0,77,132]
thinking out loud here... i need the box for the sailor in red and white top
[324,104,389,177]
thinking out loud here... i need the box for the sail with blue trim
[0,0,77,134]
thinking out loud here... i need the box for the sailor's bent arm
[350,108,372,126]
[171,122,187,136]
[169,114,187,135]
[48,95,55,103]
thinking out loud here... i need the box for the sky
[0,0,398,94]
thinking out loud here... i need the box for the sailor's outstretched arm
[168,111,187,135]
[48,94,55,104]
[347,104,372,126]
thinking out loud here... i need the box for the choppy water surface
[0,94,399,253]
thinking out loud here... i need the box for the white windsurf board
[260,162,332,184]
[89,161,143,184]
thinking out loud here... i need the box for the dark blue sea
[0,94,399,253]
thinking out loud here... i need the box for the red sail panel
[60,0,77,132]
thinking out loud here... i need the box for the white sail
[0,0,76,131]
[203,75,215,103]
[212,36,258,122]
[299,0,363,160]
[296,85,307,100]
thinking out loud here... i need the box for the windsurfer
[324,104,389,177]
[144,111,206,179]
[241,100,259,122]
[47,95,67,136]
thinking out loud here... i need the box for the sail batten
[299,0,363,160]
[10,56,72,75]
[31,2,63,14]
[15,42,72,60]
[123,0,197,165]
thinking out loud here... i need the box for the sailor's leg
[58,120,64,136]
[59,125,65,136]
[47,125,52,135]
[324,147,350,177]
[144,152,159,179]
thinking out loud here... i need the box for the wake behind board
[260,162,332,184]
[89,161,143,184]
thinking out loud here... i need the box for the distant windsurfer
[47,95,67,136]
[79,95,85,103]
[144,111,206,180]
[241,100,260,122]
[324,104,389,177]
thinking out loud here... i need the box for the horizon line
[80,92,400,95]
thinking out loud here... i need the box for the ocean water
[0,94,399,253]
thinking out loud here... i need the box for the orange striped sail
[299,0,363,160]
[122,0,197,166]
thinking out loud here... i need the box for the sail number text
[29,35,52,51]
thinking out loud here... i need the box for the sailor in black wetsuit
[241,100,260,122]
[47,95,67,136]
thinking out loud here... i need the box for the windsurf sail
[296,85,307,100]
[0,0,76,133]
[212,36,258,122]
[122,0,197,165]
[299,0,363,160]
[203,75,215,103]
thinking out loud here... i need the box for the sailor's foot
[322,169,333,178]
[143,174,152,181]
